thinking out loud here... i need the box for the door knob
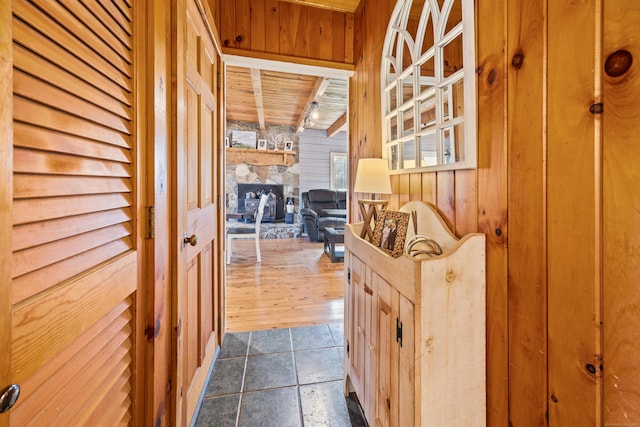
[183,234,198,246]
[0,384,20,413]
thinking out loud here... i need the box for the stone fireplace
[236,183,284,222]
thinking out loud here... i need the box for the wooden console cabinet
[344,201,486,426]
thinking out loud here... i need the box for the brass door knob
[183,234,198,246]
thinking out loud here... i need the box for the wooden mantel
[226,148,296,167]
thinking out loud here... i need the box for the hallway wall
[349,0,640,425]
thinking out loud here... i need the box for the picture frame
[284,140,293,151]
[231,130,257,148]
[372,210,410,258]
[257,139,267,150]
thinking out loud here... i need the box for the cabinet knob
[0,384,20,413]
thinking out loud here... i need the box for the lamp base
[358,199,389,241]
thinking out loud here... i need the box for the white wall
[299,129,347,194]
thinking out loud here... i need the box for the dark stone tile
[206,357,246,397]
[219,332,250,359]
[295,347,343,385]
[290,325,334,350]
[194,394,240,427]
[346,392,368,427]
[299,381,351,427]
[239,387,301,427]
[328,322,344,347]
[249,328,292,355]
[244,352,296,391]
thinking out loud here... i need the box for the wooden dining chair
[226,194,269,264]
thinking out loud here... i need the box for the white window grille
[381,0,476,172]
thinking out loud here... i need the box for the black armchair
[300,189,347,242]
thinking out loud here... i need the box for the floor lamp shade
[354,158,392,197]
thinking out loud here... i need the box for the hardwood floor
[224,237,345,332]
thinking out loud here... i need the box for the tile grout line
[235,331,252,427]
[288,328,305,427]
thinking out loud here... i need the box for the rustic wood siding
[351,0,640,425]
[602,0,640,423]
[218,0,354,64]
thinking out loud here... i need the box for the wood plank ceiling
[225,65,349,136]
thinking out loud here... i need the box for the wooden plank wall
[350,0,640,425]
[211,0,354,64]
[602,0,640,423]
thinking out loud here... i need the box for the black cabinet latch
[396,318,403,347]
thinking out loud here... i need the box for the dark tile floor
[194,324,367,427]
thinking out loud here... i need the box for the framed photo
[257,139,267,150]
[372,210,410,258]
[284,141,293,151]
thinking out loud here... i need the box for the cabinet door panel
[349,254,366,397]
[374,274,399,427]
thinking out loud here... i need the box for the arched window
[381,0,476,171]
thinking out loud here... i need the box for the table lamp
[354,158,392,240]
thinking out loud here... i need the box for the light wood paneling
[602,0,640,423]
[475,0,509,423]
[507,0,548,424]
[548,0,600,424]
[220,0,354,64]
[225,239,344,332]
[349,0,640,423]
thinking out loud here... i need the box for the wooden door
[2,0,144,425]
[371,272,414,427]
[173,0,222,424]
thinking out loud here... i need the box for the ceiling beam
[295,77,326,134]
[327,112,348,137]
[250,68,266,130]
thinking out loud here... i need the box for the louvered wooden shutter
[10,0,138,424]
[12,0,134,296]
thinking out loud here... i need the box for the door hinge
[346,339,350,356]
[146,205,155,239]
[396,318,403,347]
[347,268,351,284]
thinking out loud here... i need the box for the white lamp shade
[354,158,392,195]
